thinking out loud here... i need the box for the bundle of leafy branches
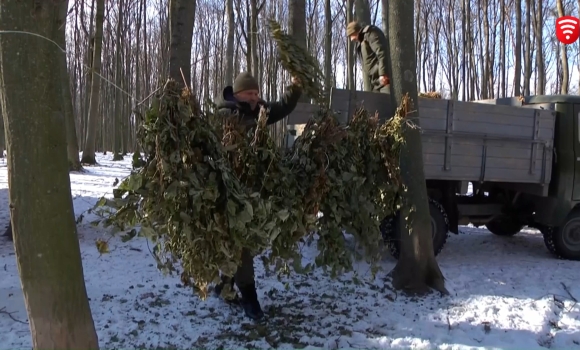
[93,81,410,297]
[418,91,442,99]
[267,18,325,104]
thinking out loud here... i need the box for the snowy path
[1,153,579,349]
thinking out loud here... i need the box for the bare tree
[386,0,447,294]
[57,0,82,171]
[0,1,99,347]
[80,0,105,164]
[168,0,196,87]
[556,0,569,94]
[225,0,235,85]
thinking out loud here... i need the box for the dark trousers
[233,248,255,288]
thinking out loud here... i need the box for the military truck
[290,89,580,261]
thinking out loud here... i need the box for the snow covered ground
[1,153,579,349]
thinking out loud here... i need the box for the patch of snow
[0,153,579,349]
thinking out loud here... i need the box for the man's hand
[379,75,390,86]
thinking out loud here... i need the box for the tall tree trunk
[482,0,490,99]
[387,0,447,294]
[250,0,260,83]
[355,0,372,91]
[80,0,105,164]
[113,0,124,160]
[557,0,569,94]
[225,0,235,85]
[514,0,522,95]
[381,0,389,33]
[288,0,308,102]
[0,1,99,348]
[346,0,355,89]
[534,0,545,94]
[324,0,333,101]
[523,0,531,95]
[461,0,467,100]
[168,0,196,88]
[499,0,506,97]
[57,0,82,171]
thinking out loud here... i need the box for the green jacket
[215,84,302,129]
[356,25,389,91]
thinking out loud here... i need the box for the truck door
[574,103,580,200]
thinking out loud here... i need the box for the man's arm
[266,84,302,125]
[368,28,389,77]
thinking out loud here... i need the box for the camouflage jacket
[215,84,302,129]
[356,25,389,91]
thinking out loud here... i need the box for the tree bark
[113,0,125,160]
[355,0,372,91]
[80,0,105,164]
[168,0,196,88]
[225,0,235,85]
[514,0,522,96]
[288,0,308,102]
[324,0,333,100]
[346,0,355,89]
[56,0,82,171]
[386,0,447,295]
[534,0,545,94]
[0,1,99,348]
[556,0,569,94]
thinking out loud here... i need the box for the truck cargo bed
[328,89,556,186]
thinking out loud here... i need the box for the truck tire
[485,214,523,236]
[540,210,580,261]
[380,198,449,259]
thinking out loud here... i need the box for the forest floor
[1,153,580,349]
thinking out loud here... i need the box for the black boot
[238,284,264,321]
[213,276,238,303]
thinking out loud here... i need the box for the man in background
[347,21,390,93]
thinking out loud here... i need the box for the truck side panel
[328,88,556,185]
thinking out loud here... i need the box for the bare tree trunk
[113,0,125,160]
[386,0,447,294]
[250,0,260,82]
[514,0,522,95]
[324,0,333,100]
[499,0,506,97]
[289,0,308,102]
[346,0,355,89]
[381,0,389,33]
[534,0,545,94]
[556,0,569,94]
[225,0,235,85]
[80,0,105,164]
[523,0,531,95]
[355,0,372,91]
[0,1,99,347]
[57,0,82,171]
[168,0,196,87]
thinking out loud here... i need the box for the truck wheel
[541,211,580,261]
[380,198,449,259]
[485,214,523,236]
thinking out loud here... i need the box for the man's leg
[213,274,236,301]
[234,248,255,287]
[376,84,390,94]
[234,248,264,320]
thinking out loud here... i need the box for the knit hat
[346,21,362,36]
[233,72,259,94]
